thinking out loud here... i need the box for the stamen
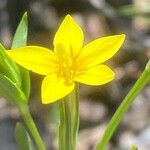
[55,43,74,85]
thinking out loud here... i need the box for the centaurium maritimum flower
[7,15,125,104]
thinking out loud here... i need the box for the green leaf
[0,44,22,87]
[15,122,35,150]
[11,12,30,99]
[11,12,28,49]
[129,145,138,150]
[19,66,31,99]
[0,73,27,105]
[118,5,135,16]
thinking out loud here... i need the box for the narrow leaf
[0,73,27,105]
[0,44,22,87]
[11,12,28,49]
[11,12,30,99]
[19,66,30,99]
[15,122,35,150]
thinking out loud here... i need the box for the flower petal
[74,65,115,85]
[42,74,75,104]
[7,46,58,75]
[54,15,84,57]
[77,34,125,69]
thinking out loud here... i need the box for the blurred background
[0,0,150,150]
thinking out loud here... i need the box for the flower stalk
[19,103,46,150]
[96,60,150,150]
[59,83,79,150]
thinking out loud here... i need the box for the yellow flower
[7,15,125,104]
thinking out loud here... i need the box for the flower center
[56,44,75,85]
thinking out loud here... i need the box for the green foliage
[11,12,30,99]
[59,84,79,150]
[0,12,30,105]
[19,66,30,99]
[118,5,135,16]
[0,44,22,87]
[146,59,150,73]
[15,122,35,150]
[0,73,26,105]
[0,12,46,150]
[11,12,28,49]
[0,44,27,106]
[11,12,46,150]
[129,145,138,150]
[119,4,150,17]
[96,66,150,150]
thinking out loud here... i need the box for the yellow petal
[54,15,84,57]
[7,46,58,75]
[77,34,125,69]
[42,73,75,104]
[74,65,115,85]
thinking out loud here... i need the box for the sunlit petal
[7,46,58,75]
[77,34,125,69]
[42,73,75,104]
[54,15,84,57]
[74,65,115,85]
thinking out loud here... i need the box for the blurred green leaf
[0,44,22,87]
[0,73,27,105]
[118,5,135,16]
[15,122,35,150]
[11,12,30,99]
[119,4,150,17]
[129,145,138,150]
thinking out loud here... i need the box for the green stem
[19,104,46,150]
[96,64,150,150]
[59,84,79,150]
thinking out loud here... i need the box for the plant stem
[19,104,46,150]
[59,84,79,150]
[96,64,150,150]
